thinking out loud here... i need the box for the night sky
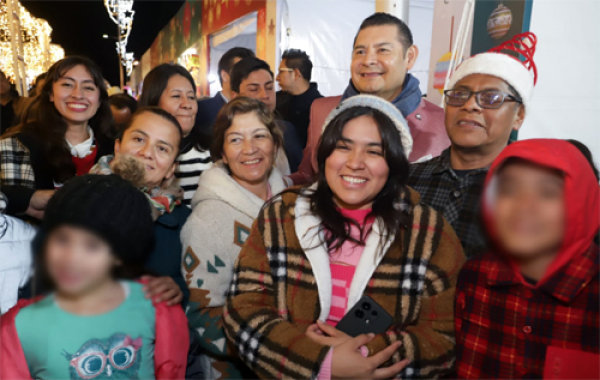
[21,0,185,86]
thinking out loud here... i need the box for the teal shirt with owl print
[15,281,156,380]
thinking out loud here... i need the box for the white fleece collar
[193,161,287,217]
[294,186,396,321]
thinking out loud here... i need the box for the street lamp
[103,0,135,89]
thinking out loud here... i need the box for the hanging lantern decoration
[487,3,512,39]
[104,0,135,76]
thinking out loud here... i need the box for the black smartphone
[336,295,394,337]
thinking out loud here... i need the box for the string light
[0,0,64,87]
[104,0,135,76]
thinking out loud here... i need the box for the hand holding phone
[336,295,394,337]
[330,335,409,379]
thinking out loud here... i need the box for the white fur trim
[294,187,332,321]
[322,94,414,159]
[293,185,396,321]
[446,53,534,112]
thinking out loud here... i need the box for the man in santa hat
[407,32,537,258]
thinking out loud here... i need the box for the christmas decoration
[487,4,512,39]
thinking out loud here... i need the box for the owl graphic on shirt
[63,333,143,379]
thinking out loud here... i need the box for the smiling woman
[0,56,114,220]
[222,95,465,380]
[181,97,287,379]
[139,64,212,206]
[90,106,192,307]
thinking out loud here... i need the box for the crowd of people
[0,11,598,380]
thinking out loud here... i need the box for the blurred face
[110,105,133,129]
[221,56,243,92]
[275,59,294,92]
[445,74,525,152]
[157,74,197,137]
[494,161,565,261]
[351,25,417,102]
[0,73,11,95]
[49,65,101,128]
[46,226,119,296]
[222,112,276,189]
[325,115,389,210]
[235,69,276,111]
[114,111,180,188]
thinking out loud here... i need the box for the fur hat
[446,32,538,112]
[323,94,413,158]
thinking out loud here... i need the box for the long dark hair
[2,56,112,184]
[138,63,210,151]
[307,106,411,253]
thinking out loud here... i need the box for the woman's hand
[142,276,183,306]
[26,189,55,219]
[331,334,409,380]
[306,320,352,347]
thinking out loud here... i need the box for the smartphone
[336,295,394,337]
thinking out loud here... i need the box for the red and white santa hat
[446,32,538,113]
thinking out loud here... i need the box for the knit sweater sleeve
[223,204,330,380]
[181,199,241,308]
[182,200,242,356]
[365,207,466,379]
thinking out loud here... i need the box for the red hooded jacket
[483,138,599,286]
[455,139,600,379]
[0,281,189,380]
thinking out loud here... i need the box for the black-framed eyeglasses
[444,89,522,109]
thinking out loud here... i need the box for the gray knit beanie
[322,95,413,158]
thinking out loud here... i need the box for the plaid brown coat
[223,187,466,379]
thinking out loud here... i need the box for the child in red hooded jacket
[0,175,189,380]
[455,139,599,379]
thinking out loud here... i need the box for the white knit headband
[322,94,414,159]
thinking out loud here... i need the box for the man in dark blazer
[195,47,255,136]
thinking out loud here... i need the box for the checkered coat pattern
[407,149,488,258]
[223,187,465,379]
[455,244,600,379]
[0,137,36,189]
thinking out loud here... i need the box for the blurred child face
[114,111,180,188]
[46,226,120,296]
[494,161,565,261]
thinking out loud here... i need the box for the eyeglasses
[444,89,522,109]
[278,68,294,75]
